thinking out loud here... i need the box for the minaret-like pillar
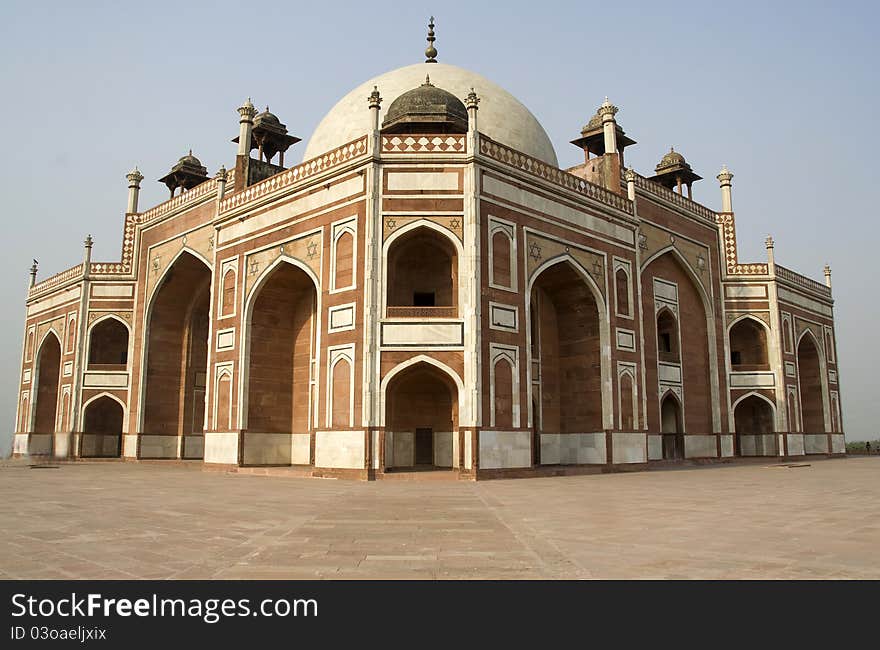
[717,165,734,213]
[465,88,480,134]
[625,167,636,201]
[237,98,256,155]
[83,234,93,279]
[824,264,832,289]
[126,168,143,214]
[368,86,382,133]
[215,165,228,200]
[29,259,38,288]
[598,98,621,193]
[765,235,775,275]
[599,97,618,156]
[234,98,257,192]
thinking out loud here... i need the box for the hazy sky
[0,0,876,453]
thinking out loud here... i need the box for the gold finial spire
[425,16,437,63]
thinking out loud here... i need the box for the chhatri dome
[304,22,558,167]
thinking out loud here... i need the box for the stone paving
[1,457,878,579]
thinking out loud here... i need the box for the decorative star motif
[248,259,259,276]
[696,253,706,275]
[151,257,160,273]
[208,235,215,250]
[528,242,542,262]
[591,258,603,279]
[449,218,460,229]
[638,233,648,250]
[669,234,676,245]
[306,240,318,260]
[386,218,397,230]
[182,235,187,246]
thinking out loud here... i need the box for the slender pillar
[824,264,832,289]
[368,86,382,133]
[215,165,228,201]
[599,97,618,154]
[29,260,38,288]
[83,234,93,279]
[717,165,734,212]
[625,167,636,201]
[126,168,143,214]
[765,235,775,275]
[465,87,480,134]
[237,98,256,156]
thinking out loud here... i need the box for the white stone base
[739,434,776,456]
[28,433,52,455]
[122,434,138,458]
[479,431,531,469]
[720,434,734,458]
[80,434,121,457]
[139,435,178,459]
[53,432,72,458]
[540,432,606,465]
[684,435,717,458]
[315,430,364,469]
[647,434,663,460]
[804,434,829,454]
[830,433,845,454]
[611,432,646,464]
[786,433,805,456]
[204,432,239,465]
[241,432,311,465]
[13,433,29,455]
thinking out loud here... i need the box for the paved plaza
[1,457,878,579]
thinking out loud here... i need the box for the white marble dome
[303,62,559,167]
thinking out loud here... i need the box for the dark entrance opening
[415,428,433,465]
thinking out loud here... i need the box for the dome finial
[425,16,438,63]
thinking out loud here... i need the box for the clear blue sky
[0,0,876,452]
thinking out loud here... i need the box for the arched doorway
[81,396,123,458]
[32,332,62,454]
[797,334,826,433]
[529,260,603,464]
[734,394,775,456]
[142,252,211,459]
[386,225,458,317]
[244,260,318,466]
[729,318,769,370]
[88,318,129,368]
[660,393,683,459]
[385,362,458,471]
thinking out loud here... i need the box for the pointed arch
[80,392,126,458]
[728,315,770,370]
[796,329,829,433]
[641,247,721,433]
[526,253,612,430]
[240,255,321,432]
[32,329,62,435]
[139,249,212,449]
[86,314,131,368]
[379,355,465,428]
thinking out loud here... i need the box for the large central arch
[241,257,319,466]
[31,330,62,455]
[641,247,719,436]
[141,250,211,459]
[527,255,610,465]
[797,332,827,433]
[733,393,776,456]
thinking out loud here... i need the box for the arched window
[387,227,458,316]
[221,269,236,316]
[334,231,354,290]
[825,331,835,363]
[656,309,679,362]
[619,372,635,430]
[615,269,630,317]
[215,371,232,431]
[493,358,514,429]
[88,318,129,367]
[729,318,769,370]
[797,334,826,433]
[66,318,76,353]
[783,320,793,354]
[491,231,512,288]
[331,357,352,428]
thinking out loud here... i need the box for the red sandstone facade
[13,58,844,479]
